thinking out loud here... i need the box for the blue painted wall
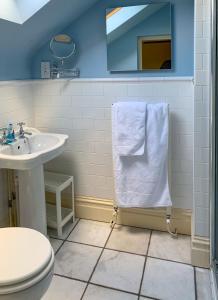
[0,0,98,80]
[32,0,194,78]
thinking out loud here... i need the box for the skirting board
[191,236,210,268]
[45,193,192,235]
[75,196,191,235]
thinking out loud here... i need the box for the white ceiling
[0,0,51,24]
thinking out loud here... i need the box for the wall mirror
[106,3,172,72]
[50,34,76,63]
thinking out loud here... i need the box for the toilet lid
[0,227,52,286]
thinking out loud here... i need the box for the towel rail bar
[110,206,178,238]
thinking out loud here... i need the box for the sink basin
[0,129,68,236]
[0,132,68,170]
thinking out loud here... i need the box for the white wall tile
[82,83,104,96]
[194,86,203,101]
[195,54,203,70]
[195,70,209,85]
[0,75,197,224]
[203,21,210,38]
[127,83,154,97]
[194,0,211,237]
[60,82,83,96]
[195,5,203,21]
[195,221,210,237]
[33,79,194,210]
[195,38,209,54]
[34,82,61,96]
[103,83,128,97]
[195,21,203,37]
[36,117,72,129]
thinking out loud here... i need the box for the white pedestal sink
[0,130,68,235]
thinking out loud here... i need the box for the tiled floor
[43,219,213,300]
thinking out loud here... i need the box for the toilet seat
[0,227,54,295]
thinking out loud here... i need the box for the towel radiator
[110,103,177,238]
[110,206,177,238]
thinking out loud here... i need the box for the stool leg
[56,191,62,237]
[72,178,75,222]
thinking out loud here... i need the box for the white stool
[44,171,75,237]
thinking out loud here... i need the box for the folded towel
[112,102,146,156]
[112,102,172,208]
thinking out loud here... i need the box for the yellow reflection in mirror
[138,35,171,70]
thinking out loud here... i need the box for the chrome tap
[17,122,32,138]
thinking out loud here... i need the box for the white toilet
[0,227,54,300]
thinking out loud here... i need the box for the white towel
[112,102,146,156]
[112,102,172,208]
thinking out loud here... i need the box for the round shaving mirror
[50,34,76,61]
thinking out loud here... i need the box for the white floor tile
[91,249,145,293]
[148,231,191,264]
[141,257,195,300]
[83,284,138,300]
[55,241,102,281]
[196,267,213,299]
[106,225,150,255]
[49,238,63,253]
[42,275,86,300]
[48,218,79,239]
[67,219,111,247]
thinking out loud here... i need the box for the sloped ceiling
[0,0,51,24]
[0,0,99,80]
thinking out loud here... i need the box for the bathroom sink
[0,132,68,170]
[0,129,68,236]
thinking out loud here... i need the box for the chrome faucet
[0,127,8,145]
[17,122,32,139]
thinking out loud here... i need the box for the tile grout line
[137,230,153,300]
[65,218,81,240]
[57,238,193,267]
[54,273,145,298]
[53,221,157,299]
[51,219,197,300]
[66,239,104,249]
[54,218,81,256]
[194,267,198,300]
[79,224,115,300]
[146,255,192,267]
[87,282,139,297]
[54,273,87,284]
[53,240,64,255]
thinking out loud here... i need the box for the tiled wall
[33,78,194,210]
[194,0,211,237]
[0,82,34,226]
